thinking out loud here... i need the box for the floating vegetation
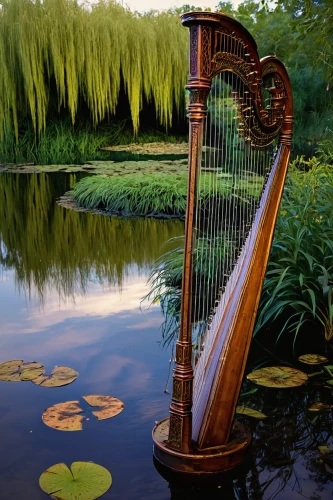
[298,354,329,365]
[247,367,308,388]
[82,395,124,421]
[32,366,78,388]
[42,396,124,431]
[235,406,267,419]
[39,461,112,500]
[101,141,189,155]
[0,158,188,175]
[308,402,333,412]
[0,360,44,382]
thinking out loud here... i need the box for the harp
[153,12,293,474]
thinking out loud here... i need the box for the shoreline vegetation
[0,0,331,165]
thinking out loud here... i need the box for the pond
[0,172,332,499]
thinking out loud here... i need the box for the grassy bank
[0,120,184,165]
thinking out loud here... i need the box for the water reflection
[0,172,183,302]
[1,171,333,499]
[156,384,333,499]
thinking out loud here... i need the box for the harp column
[167,22,212,454]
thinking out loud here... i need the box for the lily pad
[308,402,333,412]
[82,395,124,420]
[33,366,78,387]
[39,461,112,499]
[0,360,44,382]
[42,401,85,431]
[42,395,124,431]
[298,354,328,364]
[247,366,308,388]
[235,406,267,419]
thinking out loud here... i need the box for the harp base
[152,418,251,475]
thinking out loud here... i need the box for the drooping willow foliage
[0,0,188,139]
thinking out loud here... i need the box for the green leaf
[247,366,308,388]
[308,402,333,412]
[33,366,78,388]
[298,354,328,365]
[235,406,267,419]
[39,462,112,499]
[0,360,44,382]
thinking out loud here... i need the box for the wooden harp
[153,11,293,474]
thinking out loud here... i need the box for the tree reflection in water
[155,385,333,499]
[0,172,184,302]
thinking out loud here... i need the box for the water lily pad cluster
[0,360,78,387]
[0,360,44,382]
[42,396,125,431]
[0,158,188,176]
[101,141,189,155]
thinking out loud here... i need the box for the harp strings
[191,40,276,418]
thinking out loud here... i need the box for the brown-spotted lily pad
[42,401,84,431]
[298,354,329,364]
[247,366,308,388]
[0,360,45,382]
[235,406,267,419]
[39,461,112,499]
[308,402,333,412]
[33,366,78,387]
[82,395,124,420]
[42,395,124,431]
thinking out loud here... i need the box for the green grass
[0,119,185,165]
[72,170,264,217]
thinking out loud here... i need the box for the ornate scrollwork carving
[168,414,183,449]
[202,26,212,76]
[173,379,192,402]
[190,26,199,75]
[211,52,258,90]
[176,343,191,364]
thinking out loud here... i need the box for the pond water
[0,172,332,499]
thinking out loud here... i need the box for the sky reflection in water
[0,172,184,499]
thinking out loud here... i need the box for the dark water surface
[0,172,183,499]
[0,173,333,500]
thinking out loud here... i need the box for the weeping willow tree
[0,0,188,139]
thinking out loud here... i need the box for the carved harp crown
[153,11,293,474]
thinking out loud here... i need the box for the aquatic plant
[71,170,264,217]
[0,0,188,139]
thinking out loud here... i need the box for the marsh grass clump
[72,173,188,216]
[71,171,262,217]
